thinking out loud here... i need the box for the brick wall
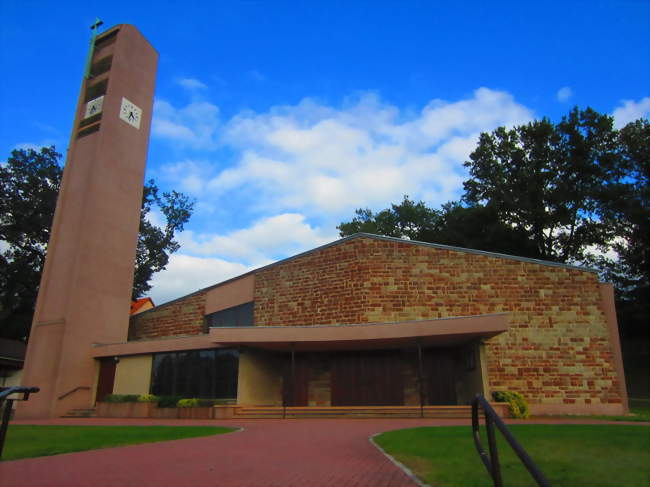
[254,237,621,408]
[128,291,207,340]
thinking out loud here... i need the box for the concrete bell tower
[18,23,158,418]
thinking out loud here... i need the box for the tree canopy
[0,146,194,341]
[338,107,649,338]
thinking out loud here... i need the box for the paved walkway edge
[369,433,429,487]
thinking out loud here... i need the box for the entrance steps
[233,404,508,419]
[61,408,96,418]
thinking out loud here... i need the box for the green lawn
[586,406,650,422]
[375,424,650,487]
[2,425,236,461]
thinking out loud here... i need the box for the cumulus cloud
[178,213,336,264]
[613,97,650,128]
[556,86,573,102]
[177,78,208,91]
[202,88,533,214]
[152,99,220,149]
[148,254,251,305]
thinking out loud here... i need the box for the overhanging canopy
[208,313,509,352]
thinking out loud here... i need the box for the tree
[463,107,618,263]
[337,196,438,240]
[590,119,650,338]
[338,196,541,258]
[0,146,194,341]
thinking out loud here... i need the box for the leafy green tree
[338,196,540,258]
[463,107,618,263]
[591,119,649,338]
[337,196,438,240]
[0,146,194,341]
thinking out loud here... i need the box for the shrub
[177,398,200,408]
[492,391,530,419]
[156,396,182,408]
[137,394,159,403]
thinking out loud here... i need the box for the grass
[2,425,236,461]
[586,406,650,422]
[537,405,650,422]
[375,424,650,487]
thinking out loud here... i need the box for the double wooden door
[331,350,404,406]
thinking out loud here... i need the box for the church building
[94,233,628,416]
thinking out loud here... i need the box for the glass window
[206,302,254,328]
[150,349,239,399]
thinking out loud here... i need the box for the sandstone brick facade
[129,291,207,340]
[125,235,623,412]
[253,237,621,409]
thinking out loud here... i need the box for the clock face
[119,97,142,129]
[84,96,104,118]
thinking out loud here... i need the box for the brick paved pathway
[0,418,456,487]
[2,417,644,487]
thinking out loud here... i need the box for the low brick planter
[150,407,179,419]
[178,407,214,419]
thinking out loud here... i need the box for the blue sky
[1,1,649,304]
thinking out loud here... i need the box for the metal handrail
[471,394,551,487]
[57,385,90,400]
[0,386,39,460]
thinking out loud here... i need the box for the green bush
[136,394,159,403]
[177,398,200,408]
[492,391,530,419]
[103,394,139,403]
[156,396,182,408]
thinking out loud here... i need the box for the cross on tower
[84,17,104,79]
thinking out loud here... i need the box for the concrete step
[233,405,484,419]
[61,408,97,418]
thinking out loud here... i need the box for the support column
[417,339,425,417]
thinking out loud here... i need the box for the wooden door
[283,354,309,406]
[331,350,404,406]
[95,358,116,403]
[423,348,457,405]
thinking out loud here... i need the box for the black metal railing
[471,394,551,487]
[0,386,39,460]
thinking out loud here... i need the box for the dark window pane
[150,349,239,399]
[206,302,254,328]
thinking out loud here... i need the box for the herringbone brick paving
[1,418,444,486]
[2,417,643,486]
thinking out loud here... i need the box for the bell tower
[18,23,158,418]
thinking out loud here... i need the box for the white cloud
[152,99,220,149]
[148,254,251,305]
[203,87,532,214]
[177,78,208,91]
[612,97,650,128]
[178,213,336,264]
[556,86,573,102]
